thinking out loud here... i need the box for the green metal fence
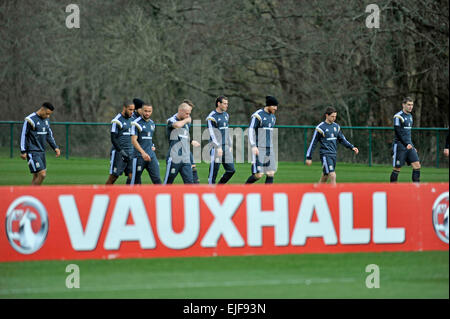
[1,121,448,168]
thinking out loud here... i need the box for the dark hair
[123,99,134,108]
[215,96,228,107]
[42,102,54,111]
[324,106,337,116]
[402,96,414,104]
[183,99,194,108]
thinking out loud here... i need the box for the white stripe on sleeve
[20,120,28,152]
[249,117,257,146]
[208,120,220,146]
[306,130,318,158]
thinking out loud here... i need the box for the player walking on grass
[390,97,421,183]
[306,107,359,185]
[164,102,197,184]
[183,99,201,183]
[130,103,162,184]
[20,102,61,185]
[127,97,146,184]
[106,100,135,184]
[245,96,279,184]
[206,96,235,184]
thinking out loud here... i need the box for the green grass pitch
[0,155,448,299]
[0,252,448,298]
[0,155,448,185]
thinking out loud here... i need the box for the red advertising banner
[0,183,448,262]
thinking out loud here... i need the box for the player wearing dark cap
[245,96,278,184]
[131,98,145,120]
[20,102,61,185]
[128,98,149,184]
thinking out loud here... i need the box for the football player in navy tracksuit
[164,102,196,184]
[20,102,61,185]
[130,103,162,184]
[245,96,279,184]
[106,100,135,184]
[389,97,421,183]
[182,99,201,183]
[206,96,235,184]
[306,106,359,185]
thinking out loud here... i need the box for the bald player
[182,99,201,183]
[164,102,195,184]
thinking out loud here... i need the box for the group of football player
[21,96,446,186]
[105,95,280,185]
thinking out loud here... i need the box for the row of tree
[1,0,448,128]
